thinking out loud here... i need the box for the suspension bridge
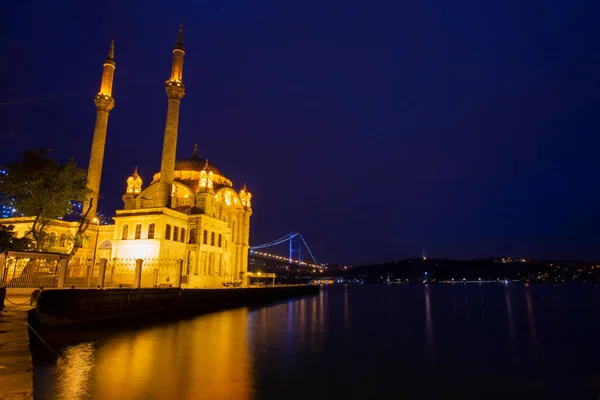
[249,233,324,270]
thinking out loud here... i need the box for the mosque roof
[175,157,225,177]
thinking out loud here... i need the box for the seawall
[29,285,319,329]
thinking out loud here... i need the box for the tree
[0,224,33,252]
[0,149,92,251]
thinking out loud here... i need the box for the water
[33,285,600,399]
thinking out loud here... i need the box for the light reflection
[504,287,517,362]
[54,342,94,399]
[424,285,435,364]
[525,287,539,358]
[319,289,326,332]
[343,285,349,330]
[53,309,252,400]
[311,293,318,339]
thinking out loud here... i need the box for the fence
[64,257,95,288]
[104,258,181,288]
[0,251,67,288]
[0,253,184,289]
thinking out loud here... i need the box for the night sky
[3,1,600,264]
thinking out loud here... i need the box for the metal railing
[1,253,185,289]
[143,258,179,287]
[63,258,92,288]
[1,251,66,288]
[105,258,138,288]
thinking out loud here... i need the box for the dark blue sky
[3,0,600,264]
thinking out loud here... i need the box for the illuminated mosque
[2,26,253,288]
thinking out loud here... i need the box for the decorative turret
[126,167,143,194]
[86,37,116,218]
[158,25,186,207]
[239,183,252,208]
[199,159,214,191]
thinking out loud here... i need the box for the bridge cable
[250,233,299,250]
[299,234,318,265]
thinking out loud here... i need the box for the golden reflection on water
[53,308,253,400]
[54,342,94,399]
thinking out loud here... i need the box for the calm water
[33,285,600,399]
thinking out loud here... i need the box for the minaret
[86,38,115,218]
[158,24,186,207]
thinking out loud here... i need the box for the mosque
[2,26,253,288]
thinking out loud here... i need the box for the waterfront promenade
[0,295,33,399]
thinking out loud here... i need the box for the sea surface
[32,284,600,399]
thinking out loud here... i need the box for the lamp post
[91,217,100,278]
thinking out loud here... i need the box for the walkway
[0,296,34,399]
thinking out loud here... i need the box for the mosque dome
[175,157,224,177]
[151,145,233,190]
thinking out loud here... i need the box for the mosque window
[203,230,208,244]
[173,226,179,242]
[218,234,222,247]
[211,232,215,246]
[165,224,171,240]
[189,228,197,244]
[180,228,186,243]
[148,223,155,239]
[134,224,142,240]
[122,225,129,240]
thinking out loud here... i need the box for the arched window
[48,232,57,248]
[203,230,208,244]
[59,234,67,247]
[218,234,222,247]
[210,232,215,246]
[134,224,142,239]
[122,224,129,240]
[173,226,179,242]
[148,223,155,239]
[180,228,186,243]
[189,228,197,244]
[165,224,171,240]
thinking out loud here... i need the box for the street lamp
[91,217,101,282]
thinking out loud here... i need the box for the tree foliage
[0,224,33,252]
[0,149,92,250]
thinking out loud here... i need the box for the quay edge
[28,285,320,329]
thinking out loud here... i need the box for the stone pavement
[0,296,34,400]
